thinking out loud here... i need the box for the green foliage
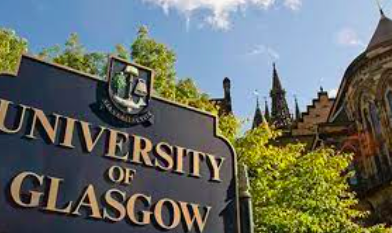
[0,28,28,73]
[218,114,241,144]
[131,26,176,99]
[237,126,390,233]
[115,44,130,61]
[39,33,106,77]
[175,78,217,113]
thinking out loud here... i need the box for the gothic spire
[270,63,292,129]
[367,5,392,50]
[272,63,283,91]
[295,96,301,121]
[264,97,270,123]
[252,98,263,129]
[376,0,385,18]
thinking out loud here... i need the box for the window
[370,103,382,139]
[387,91,392,119]
[369,102,391,173]
[364,108,382,175]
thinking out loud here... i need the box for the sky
[1,0,391,126]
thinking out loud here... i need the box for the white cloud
[336,28,365,47]
[247,44,280,60]
[140,0,302,30]
[328,88,338,98]
[284,0,302,11]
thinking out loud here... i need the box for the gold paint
[10,172,44,208]
[154,198,181,230]
[131,135,153,167]
[206,154,225,182]
[44,176,73,214]
[126,193,152,225]
[123,167,136,185]
[72,185,102,219]
[59,116,77,149]
[179,202,211,233]
[174,146,187,174]
[105,129,129,161]
[154,142,174,171]
[103,189,127,222]
[0,99,28,134]
[188,150,206,178]
[79,120,106,153]
[107,166,124,184]
[26,108,61,143]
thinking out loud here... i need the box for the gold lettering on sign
[79,120,106,153]
[0,99,28,134]
[44,176,73,214]
[72,185,102,219]
[131,135,153,167]
[59,117,77,149]
[10,172,44,208]
[179,202,211,233]
[154,198,181,230]
[174,146,187,174]
[0,97,227,182]
[154,142,174,171]
[103,189,127,222]
[105,129,129,161]
[26,108,61,143]
[206,154,226,182]
[126,193,152,226]
[8,171,215,232]
[189,150,206,178]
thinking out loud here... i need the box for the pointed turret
[264,98,270,123]
[272,63,283,91]
[270,63,292,129]
[252,98,264,129]
[367,9,392,50]
[294,97,301,121]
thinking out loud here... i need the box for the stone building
[252,64,335,149]
[316,10,392,224]
[252,10,392,225]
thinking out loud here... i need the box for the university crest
[102,57,154,125]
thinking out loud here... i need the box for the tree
[131,26,176,100]
[129,26,240,142]
[39,33,106,77]
[236,125,390,233]
[0,28,28,74]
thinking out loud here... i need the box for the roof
[367,11,392,50]
[272,63,283,91]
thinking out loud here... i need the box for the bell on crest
[134,79,148,97]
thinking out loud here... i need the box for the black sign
[0,55,239,233]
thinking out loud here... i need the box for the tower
[270,63,292,129]
[294,96,301,121]
[264,98,270,123]
[210,77,233,116]
[223,77,232,114]
[252,98,263,129]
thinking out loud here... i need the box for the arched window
[387,91,392,119]
[370,103,383,140]
[369,103,391,174]
[363,108,382,176]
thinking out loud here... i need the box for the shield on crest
[107,57,153,117]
